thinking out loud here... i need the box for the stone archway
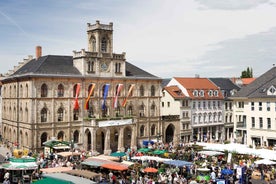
[84,129,92,150]
[40,132,47,147]
[73,130,79,143]
[165,124,175,143]
[96,129,105,154]
[110,128,119,152]
[123,126,132,150]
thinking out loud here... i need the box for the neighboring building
[209,78,240,142]
[161,85,190,144]
[167,77,224,142]
[231,66,276,147]
[1,21,162,154]
[231,77,255,87]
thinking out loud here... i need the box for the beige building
[1,21,162,154]
[231,66,276,147]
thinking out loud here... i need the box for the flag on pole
[102,84,110,110]
[113,84,123,108]
[74,83,81,110]
[122,84,135,107]
[84,83,96,110]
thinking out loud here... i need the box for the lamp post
[70,139,74,161]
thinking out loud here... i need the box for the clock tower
[73,21,126,77]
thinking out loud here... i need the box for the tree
[241,67,253,78]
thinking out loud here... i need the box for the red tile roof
[164,85,187,99]
[173,77,223,100]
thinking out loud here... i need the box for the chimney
[36,46,42,59]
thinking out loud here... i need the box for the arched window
[91,37,96,52]
[40,132,47,147]
[25,107,28,122]
[101,37,107,52]
[151,124,156,136]
[41,108,47,122]
[20,84,23,98]
[115,105,121,117]
[73,109,79,121]
[57,107,64,121]
[150,85,155,96]
[150,104,156,116]
[139,85,144,97]
[73,130,79,143]
[140,125,145,137]
[41,83,48,97]
[58,84,64,97]
[26,84,28,97]
[127,105,133,116]
[73,84,78,97]
[139,104,145,117]
[57,131,64,141]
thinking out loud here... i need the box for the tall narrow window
[251,102,255,111]
[92,37,96,52]
[251,117,255,128]
[259,117,263,128]
[57,107,64,122]
[267,102,271,111]
[259,102,262,111]
[41,108,47,122]
[150,104,156,116]
[150,85,155,96]
[41,83,48,97]
[87,60,95,73]
[115,63,121,73]
[140,125,145,137]
[151,124,156,136]
[58,84,64,97]
[73,109,79,120]
[140,85,144,96]
[101,37,107,52]
[127,105,133,116]
[139,104,145,117]
[267,118,271,129]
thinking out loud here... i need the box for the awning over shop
[0,157,38,170]
[101,162,129,171]
[57,152,81,157]
[40,167,73,174]
[63,169,101,179]
[81,158,111,167]
[43,140,70,149]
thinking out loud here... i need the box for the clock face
[101,62,108,71]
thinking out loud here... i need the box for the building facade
[1,21,162,154]
[231,67,276,148]
[166,77,225,142]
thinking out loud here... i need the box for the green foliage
[241,67,253,78]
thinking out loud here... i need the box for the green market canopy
[1,157,38,170]
[43,140,70,149]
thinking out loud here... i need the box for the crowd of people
[2,141,276,184]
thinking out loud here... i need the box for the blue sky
[1,0,276,78]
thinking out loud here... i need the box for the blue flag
[102,84,110,110]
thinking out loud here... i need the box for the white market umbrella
[254,158,276,165]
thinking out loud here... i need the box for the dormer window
[268,86,276,95]
[208,90,213,97]
[193,90,198,97]
[214,90,219,97]
[199,90,204,97]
